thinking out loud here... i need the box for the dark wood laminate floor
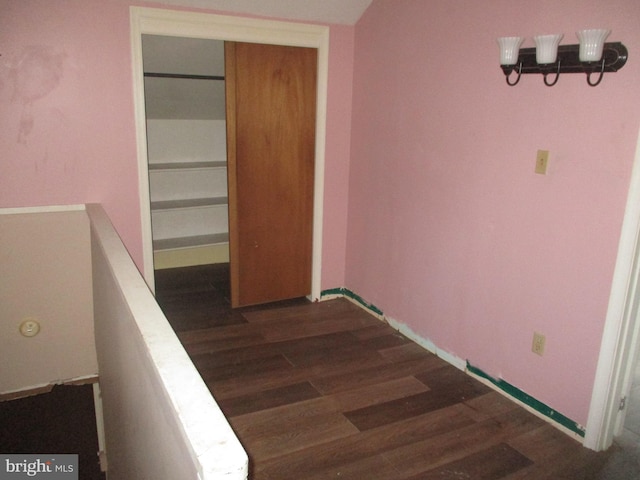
[0,384,105,480]
[155,264,640,480]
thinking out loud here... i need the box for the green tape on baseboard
[320,287,383,316]
[320,288,583,437]
[466,362,585,437]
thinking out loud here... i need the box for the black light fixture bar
[501,42,628,86]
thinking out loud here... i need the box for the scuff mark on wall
[9,45,66,144]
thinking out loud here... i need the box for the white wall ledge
[88,203,248,479]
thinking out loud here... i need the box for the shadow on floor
[0,384,105,480]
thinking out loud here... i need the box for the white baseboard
[384,315,467,371]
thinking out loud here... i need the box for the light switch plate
[535,150,549,175]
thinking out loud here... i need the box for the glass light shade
[497,36,525,65]
[533,34,564,64]
[577,29,611,62]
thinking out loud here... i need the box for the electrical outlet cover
[19,318,41,337]
[532,332,546,356]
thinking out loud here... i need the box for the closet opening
[130,7,329,306]
[142,35,230,297]
[140,34,318,309]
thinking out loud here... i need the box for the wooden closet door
[225,42,317,307]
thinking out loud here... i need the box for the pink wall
[347,0,640,427]
[321,25,355,289]
[6,0,633,432]
[0,0,143,265]
[0,0,355,282]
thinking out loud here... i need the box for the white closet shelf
[153,232,229,251]
[151,197,228,210]
[149,161,226,171]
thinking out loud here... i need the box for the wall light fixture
[498,29,627,87]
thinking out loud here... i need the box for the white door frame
[130,6,329,297]
[585,124,640,450]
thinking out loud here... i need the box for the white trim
[384,315,468,372]
[130,10,153,290]
[130,6,328,300]
[92,383,107,472]
[584,124,640,451]
[0,204,86,215]
[0,374,99,399]
[332,291,469,371]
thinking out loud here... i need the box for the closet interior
[142,35,229,271]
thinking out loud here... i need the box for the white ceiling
[143,0,373,25]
